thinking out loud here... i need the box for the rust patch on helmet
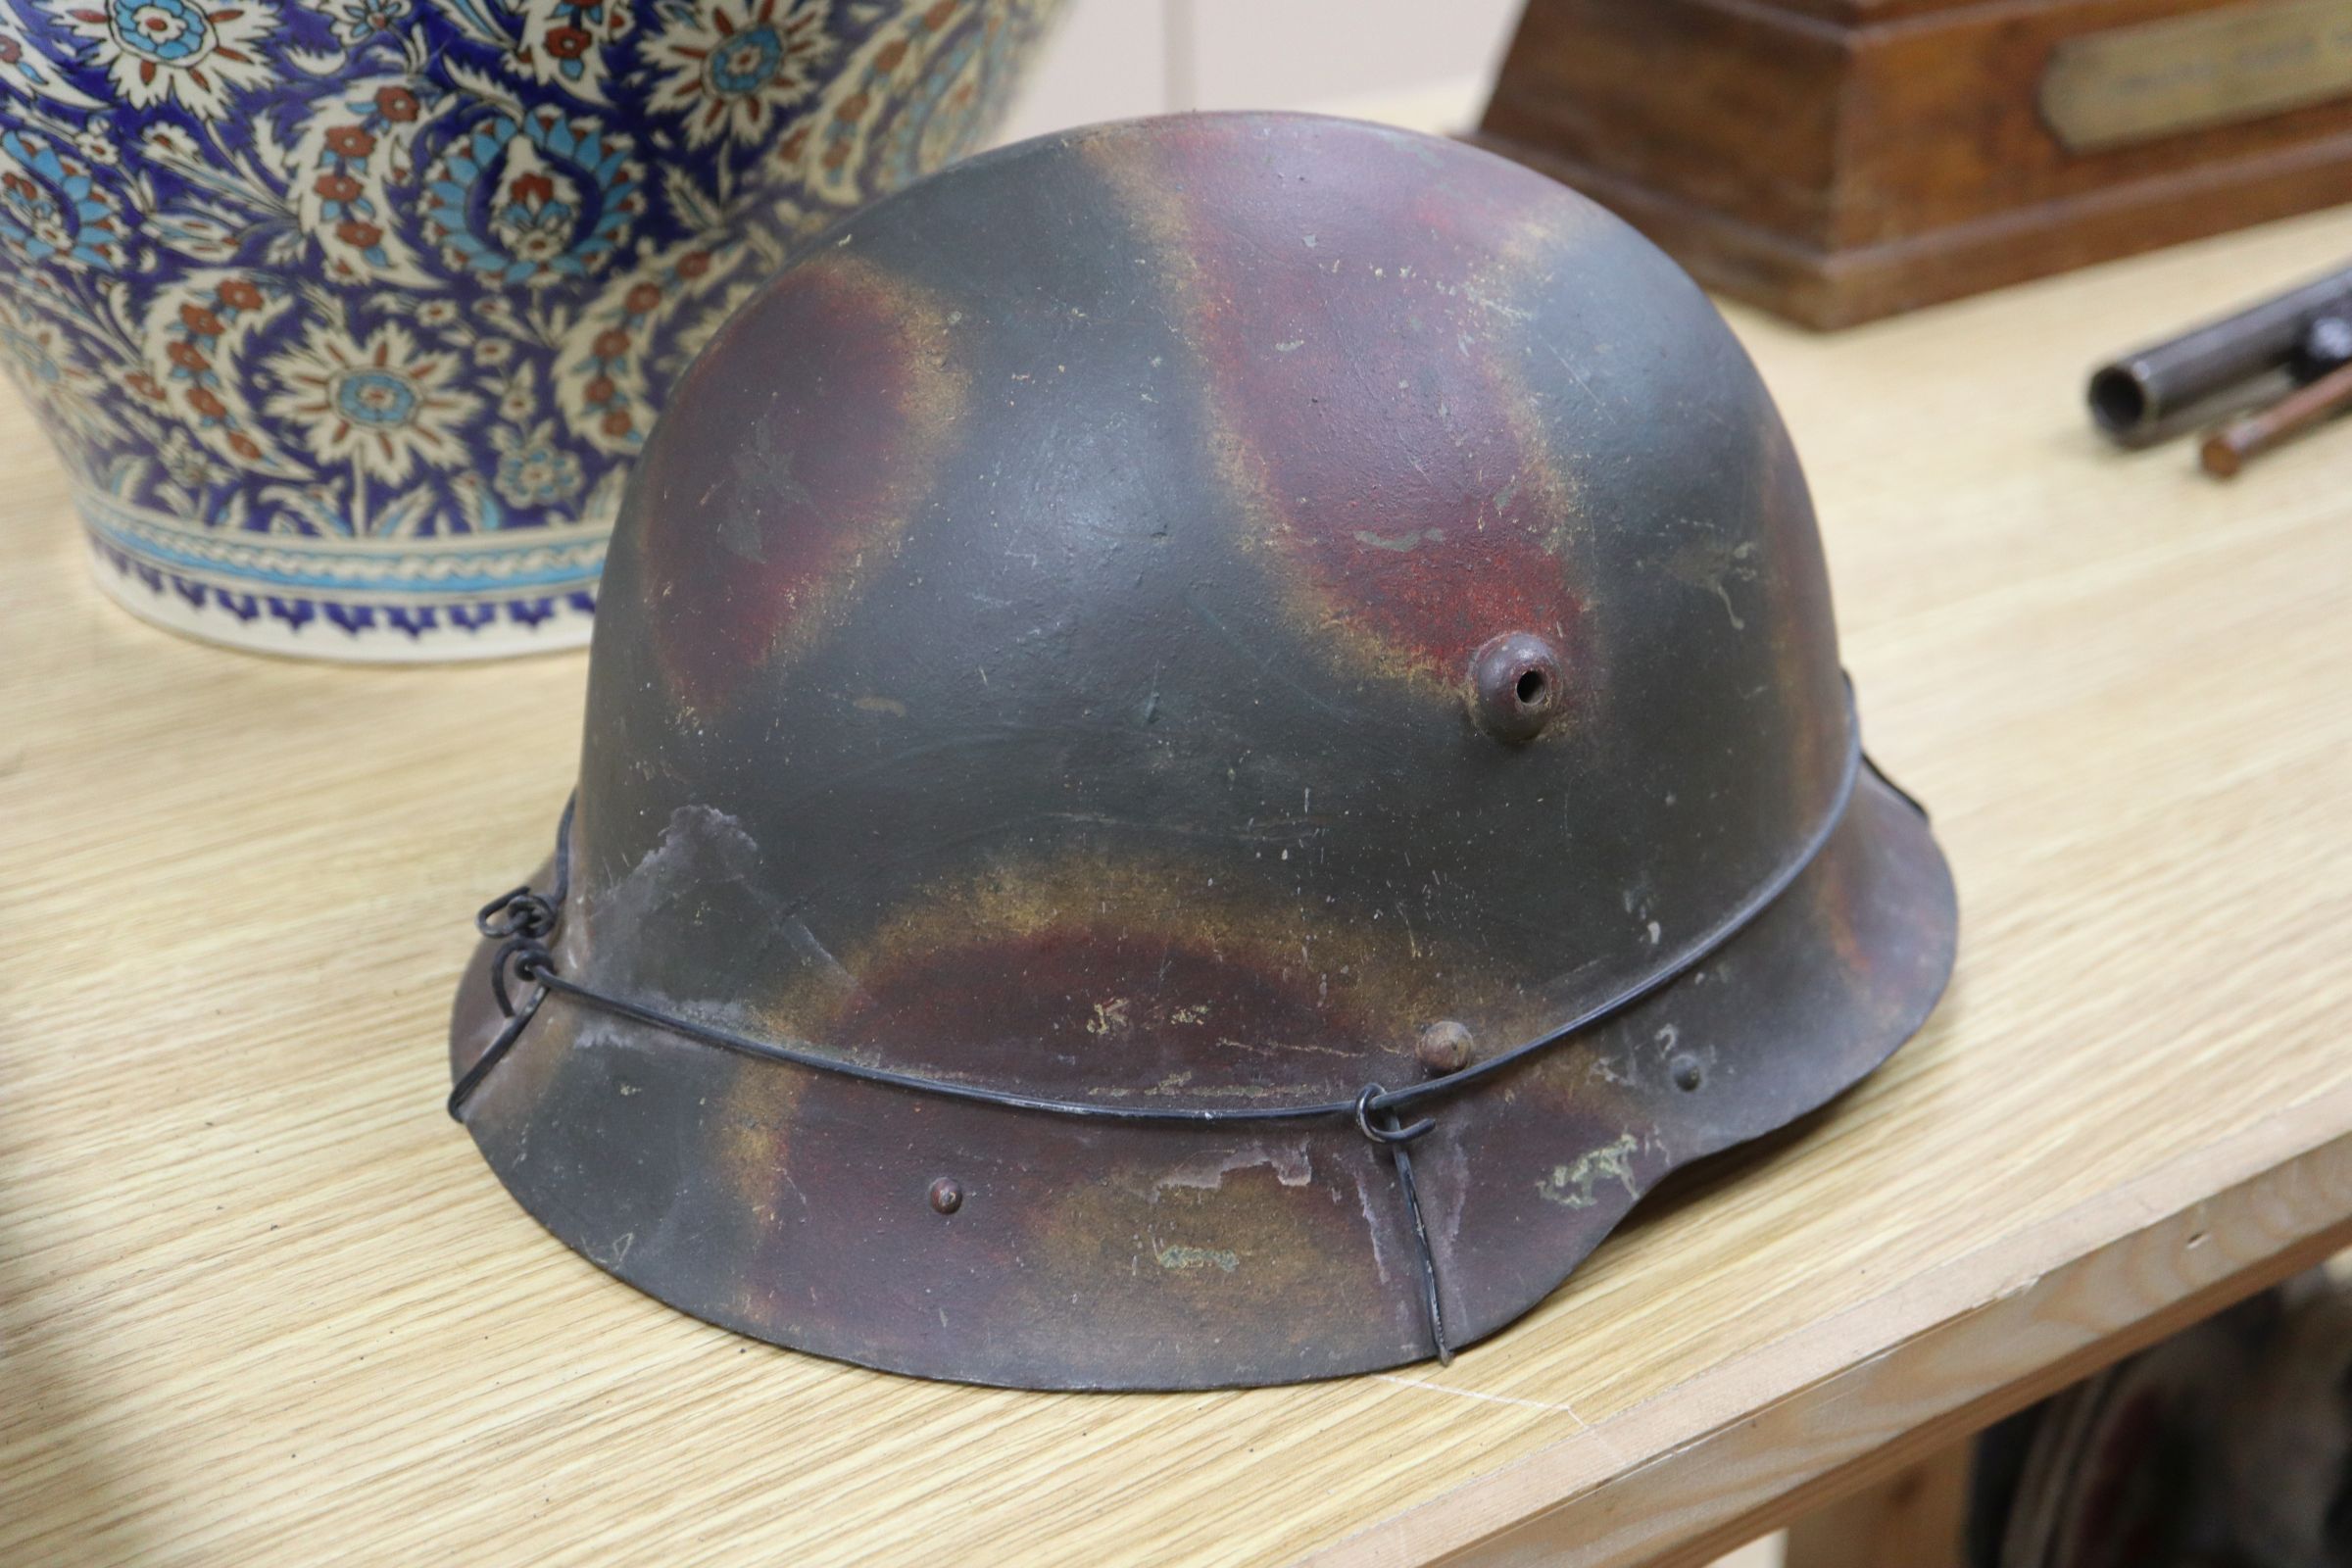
[634,255,969,713]
[702,844,1555,1229]
[1092,120,1595,704]
[696,845,1527,1367]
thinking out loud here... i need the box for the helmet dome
[449,112,1956,1390]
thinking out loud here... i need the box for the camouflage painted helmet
[448,112,1957,1391]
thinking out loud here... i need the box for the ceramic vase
[0,0,1059,659]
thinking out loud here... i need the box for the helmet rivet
[1469,632,1564,744]
[927,1177,964,1215]
[1670,1054,1704,1093]
[1416,1020,1474,1076]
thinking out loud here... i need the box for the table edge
[1307,1079,2352,1568]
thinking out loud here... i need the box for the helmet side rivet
[1670,1054,1704,1093]
[1469,632,1565,744]
[1416,1020,1474,1076]
[928,1177,964,1215]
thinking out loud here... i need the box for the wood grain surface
[1480,0,2352,326]
[1783,1444,1971,1568]
[4,170,2351,1568]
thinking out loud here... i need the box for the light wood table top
[6,175,2352,1568]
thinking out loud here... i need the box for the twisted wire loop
[1356,1086,1451,1363]
[443,701,1911,1364]
[447,800,574,1120]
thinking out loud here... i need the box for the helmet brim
[448,766,1953,1389]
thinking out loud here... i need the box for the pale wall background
[996,0,1525,142]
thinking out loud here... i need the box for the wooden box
[1475,0,2352,327]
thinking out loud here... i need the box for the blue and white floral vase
[0,0,1060,659]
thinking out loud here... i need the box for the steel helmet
[447,112,1957,1391]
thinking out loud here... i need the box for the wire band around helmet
[448,684,1912,1364]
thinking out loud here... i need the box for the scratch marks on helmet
[1667,535,1762,633]
[1152,1240,1241,1273]
[1535,1132,1642,1208]
[1154,1143,1315,1193]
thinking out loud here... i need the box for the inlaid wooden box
[1475,0,2352,327]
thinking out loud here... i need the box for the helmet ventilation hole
[1470,631,1565,744]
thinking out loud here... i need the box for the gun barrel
[2089,263,2352,444]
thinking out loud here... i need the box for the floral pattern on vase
[0,0,1060,659]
